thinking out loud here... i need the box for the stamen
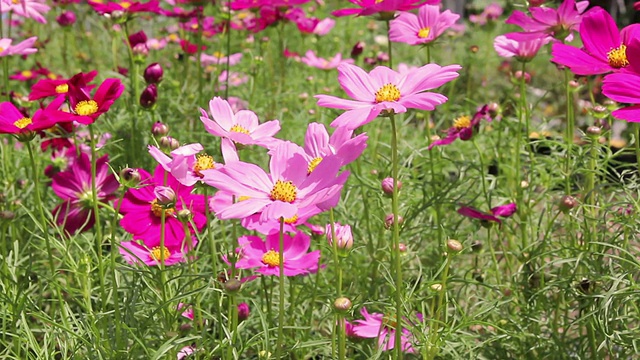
[150,246,171,263]
[150,199,176,218]
[13,117,32,129]
[55,84,69,94]
[453,115,471,130]
[193,154,215,177]
[230,124,250,135]
[607,44,629,68]
[307,157,323,174]
[262,250,282,267]
[375,84,401,103]
[270,180,297,203]
[75,100,99,116]
[418,27,431,39]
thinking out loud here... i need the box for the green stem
[88,125,107,309]
[517,61,528,251]
[564,69,575,194]
[275,218,286,359]
[386,20,393,69]
[2,57,9,101]
[224,4,232,100]
[108,189,126,355]
[329,209,345,360]
[635,124,640,175]
[390,114,403,360]
[472,138,489,204]
[427,252,452,360]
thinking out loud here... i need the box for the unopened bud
[333,297,352,313]
[326,223,353,254]
[351,41,365,58]
[430,283,443,291]
[154,186,176,206]
[144,62,164,84]
[140,84,158,109]
[0,210,15,220]
[586,126,601,136]
[159,136,180,151]
[487,102,500,117]
[384,213,404,229]
[514,70,531,84]
[237,302,250,322]
[56,11,76,27]
[224,278,242,294]
[559,195,578,213]
[120,167,141,186]
[152,121,169,137]
[177,209,192,222]
[446,239,463,253]
[469,45,479,53]
[381,177,401,196]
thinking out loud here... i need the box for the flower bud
[177,209,192,222]
[132,43,149,57]
[159,136,180,151]
[469,45,479,54]
[0,210,15,220]
[120,167,141,187]
[586,126,601,137]
[237,302,250,322]
[56,11,76,27]
[144,62,164,84]
[446,239,463,253]
[326,223,353,254]
[559,195,578,213]
[430,283,443,291]
[471,240,482,252]
[376,52,389,63]
[350,41,365,58]
[381,177,401,196]
[487,102,500,117]
[333,297,352,313]
[224,278,242,294]
[140,84,158,109]
[514,70,531,84]
[384,213,404,229]
[154,186,176,206]
[152,121,169,138]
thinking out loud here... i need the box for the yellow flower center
[193,154,215,177]
[607,44,629,68]
[284,214,298,224]
[0,47,4,52]
[213,51,225,58]
[55,84,69,94]
[270,180,297,203]
[237,195,251,202]
[48,73,58,80]
[13,117,32,129]
[119,1,131,9]
[375,0,384,3]
[418,27,431,39]
[11,0,18,4]
[21,70,33,78]
[453,115,471,130]
[262,250,282,267]
[168,34,179,42]
[307,157,323,174]
[230,124,250,135]
[75,100,99,116]
[375,83,401,103]
[150,199,176,218]
[150,246,171,263]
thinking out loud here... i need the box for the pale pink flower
[493,32,550,61]
[119,237,197,267]
[149,143,231,187]
[0,37,38,57]
[300,50,354,70]
[200,52,243,66]
[389,4,460,45]
[505,0,589,41]
[1,0,50,23]
[313,18,335,35]
[315,62,460,130]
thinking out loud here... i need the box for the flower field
[1,0,639,359]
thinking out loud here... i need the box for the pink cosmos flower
[202,141,349,223]
[311,18,335,35]
[118,165,208,248]
[234,231,320,276]
[0,37,38,57]
[52,153,119,234]
[200,52,243,67]
[429,105,491,149]
[302,122,368,171]
[146,38,168,50]
[199,96,281,159]
[300,50,354,70]
[230,0,310,10]
[119,237,196,266]
[177,346,196,360]
[352,307,422,353]
[332,0,438,18]
[216,71,249,90]
[0,97,72,135]
[493,32,550,62]
[505,0,589,41]
[315,62,461,130]
[457,202,517,224]
[1,0,50,23]
[149,143,232,187]
[87,0,160,15]
[389,4,460,45]
[551,8,640,75]
[602,61,640,122]
[469,2,503,25]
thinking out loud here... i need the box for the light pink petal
[148,145,173,172]
[208,97,235,130]
[259,201,298,223]
[269,141,308,185]
[336,62,377,102]
[330,106,381,130]
[304,122,330,158]
[221,138,240,162]
[217,198,271,219]
[399,92,448,111]
[315,94,369,110]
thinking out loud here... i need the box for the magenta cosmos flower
[493,32,549,62]
[302,122,368,172]
[230,0,310,10]
[300,50,354,70]
[332,0,438,18]
[200,96,281,158]
[87,0,160,15]
[0,37,38,57]
[118,165,208,248]
[29,70,98,101]
[551,8,640,75]
[119,236,197,267]
[234,230,320,276]
[352,307,422,353]
[149,143,230,187]
[505,0,589,41]
[429,105,491,149]
[602,43,640,123]
[315,63,460,130]
[202,141,349,223]
[389,4,460,45]
[49,74,124,125]
[457,202,517,224]
[52,153,119,234]
[0,97,72,136]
